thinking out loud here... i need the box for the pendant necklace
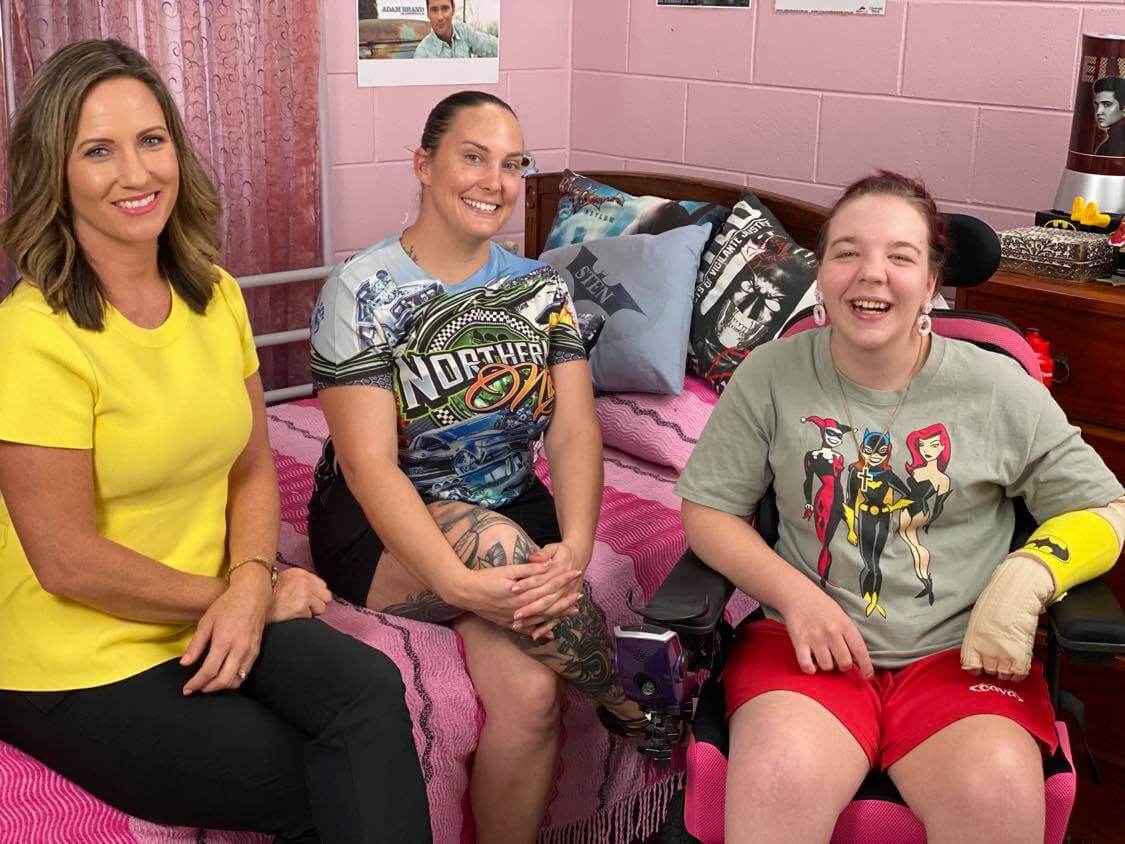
[832,336,927,457]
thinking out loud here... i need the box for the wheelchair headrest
[942,213,1001,288]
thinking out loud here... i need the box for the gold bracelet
[228,554,278,588]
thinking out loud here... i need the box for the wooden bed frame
[523,170,831,258]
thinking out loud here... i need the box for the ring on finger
[237,669,248,681]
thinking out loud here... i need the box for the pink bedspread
[0,393,755,843]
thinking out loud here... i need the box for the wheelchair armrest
[1047,578,1125,655]
[629,549,735,637]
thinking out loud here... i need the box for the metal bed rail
[236,265,333,404]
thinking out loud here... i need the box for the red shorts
[724,619,1058,770]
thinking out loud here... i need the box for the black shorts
[307,474,563,607]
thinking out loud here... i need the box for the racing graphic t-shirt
[675,329,1123,668]
[310,236,586,508]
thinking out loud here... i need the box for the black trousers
[0,618,431,843]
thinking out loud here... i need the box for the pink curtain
[5,0,322,391]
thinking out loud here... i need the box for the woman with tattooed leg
[307,91,646,844]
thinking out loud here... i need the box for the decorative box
[998,227,1113,281]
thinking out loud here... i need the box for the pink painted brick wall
[569,0,1120,233]
[324,0,1125,253]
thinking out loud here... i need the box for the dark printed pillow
[542,170,729,253]
[690,190,818,392]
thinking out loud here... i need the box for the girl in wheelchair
[675,171,1125,843]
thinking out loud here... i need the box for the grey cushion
[541,224,712,394]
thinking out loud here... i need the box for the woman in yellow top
[0,40,430,842]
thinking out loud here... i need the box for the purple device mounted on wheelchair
[612,622,689,767]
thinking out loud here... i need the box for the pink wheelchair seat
[683,719,1075,844]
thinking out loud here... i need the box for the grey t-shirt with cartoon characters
[675,328,1123,668]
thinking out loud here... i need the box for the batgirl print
[843,430,913,619]
[797,417,954,620]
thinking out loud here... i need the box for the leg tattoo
[387,502,626,705]
[515,582,626,707]
[381,590,463,624]
[434,504,522,565]
[381,505,530,622]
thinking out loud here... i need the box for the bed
[0,172,830,843]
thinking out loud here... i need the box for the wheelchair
[614,217,1125,843]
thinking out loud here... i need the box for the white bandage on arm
[961,555,1054,678]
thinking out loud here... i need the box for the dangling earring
[813,286,826,326]
[917,301,933,336]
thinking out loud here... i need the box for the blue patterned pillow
[542,225,712,394]
[542,170,729,253]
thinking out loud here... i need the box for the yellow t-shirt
[0,269,259,691]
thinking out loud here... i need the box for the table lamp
[1051,32,1125,221]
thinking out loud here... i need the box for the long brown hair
[0,39,222,330]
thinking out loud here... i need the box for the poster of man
[1094,76,1125,157]
[357,0,500,87]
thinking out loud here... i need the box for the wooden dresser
[958,270,1125,843]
